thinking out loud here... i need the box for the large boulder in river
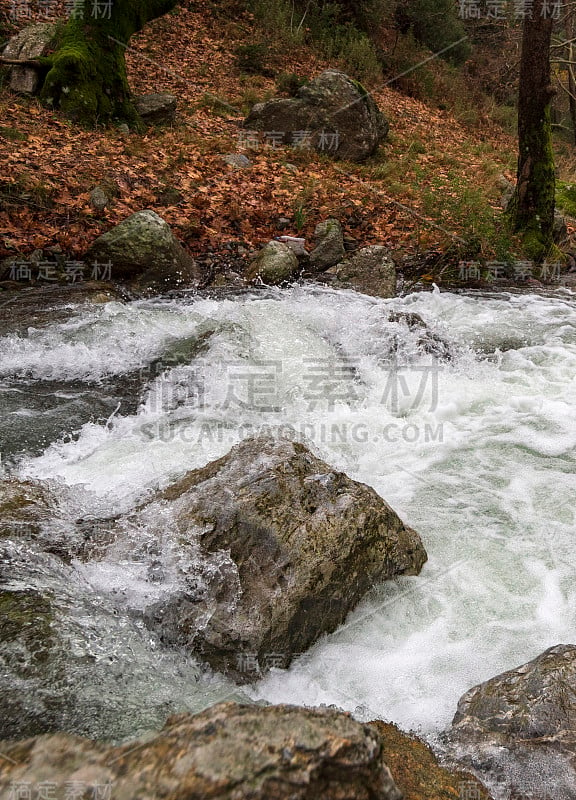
[140,435,427,681]
[244,69,388,162]
[447,645,576,799]
[0,702,403,799]
[2,23,56,94]
[84,210,201,291]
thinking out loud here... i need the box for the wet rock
[0,479,57,542]
[329,245,396,298]
[371,721,492,800]
[245,240,299,284]
[84,209,202,292]
[244,69,388,162]
[0,585,71,739]
[0,533,196,741]
[2,23,56,94]
[134,92,177,125]
[387,311,453,360]
[310,218,345,271]
[138,434,427,681]
[0,283,130,337]
[447,645,576,800]
[0,702,403,800]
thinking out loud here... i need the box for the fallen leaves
[0,0,517,265]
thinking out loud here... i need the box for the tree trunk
[507,0,555,262]
[39,0,178,127]
[566,7,576,146]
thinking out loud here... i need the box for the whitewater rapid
[1,284,575,739]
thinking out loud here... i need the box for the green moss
[0,126,27,141]
[39,0,178,127]
[506,105,555,263]
[351,77,369,97]
[556,181,576,217]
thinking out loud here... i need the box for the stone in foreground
[0,703,402,800]
[448,644,576,800]
[140,435,427,681]
[244,70,388,162]
[84,209,201,291]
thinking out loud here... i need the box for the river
[1,283,575,750]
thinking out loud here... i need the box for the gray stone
[134,92,177,125]
[2,23,56,94]
[84,209,202,292]
[310,217,345,271]
[137,434,427,681]
[554,209,568,243]
[89,186,108,212]
[223,153,252,168]
[329,245,396,298]
[245,239,299,284]
[448,645,576,800]
[497,174,515,210]
[0,703,403,800]
[244,69,389,162]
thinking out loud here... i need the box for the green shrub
[276,72,309,96]
[393,0,470,65]
[247,0,382,82]
[235,42,274,76]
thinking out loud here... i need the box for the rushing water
[1,284,575,750]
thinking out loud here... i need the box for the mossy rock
[244,69,388,162]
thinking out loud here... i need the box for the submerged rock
[0,533,204,741]
[0,702,403,799]
[137,434,427,681]
[0,585,69,739]
[447,645,576,799]
[84,210,202,292]
[244,69,388,162]
[387,311,453,361]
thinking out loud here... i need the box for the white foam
[10,285,576,736]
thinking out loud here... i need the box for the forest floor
[0,0,573,285]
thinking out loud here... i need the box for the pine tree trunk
[39,0,178,127]
[507,0,555,261]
